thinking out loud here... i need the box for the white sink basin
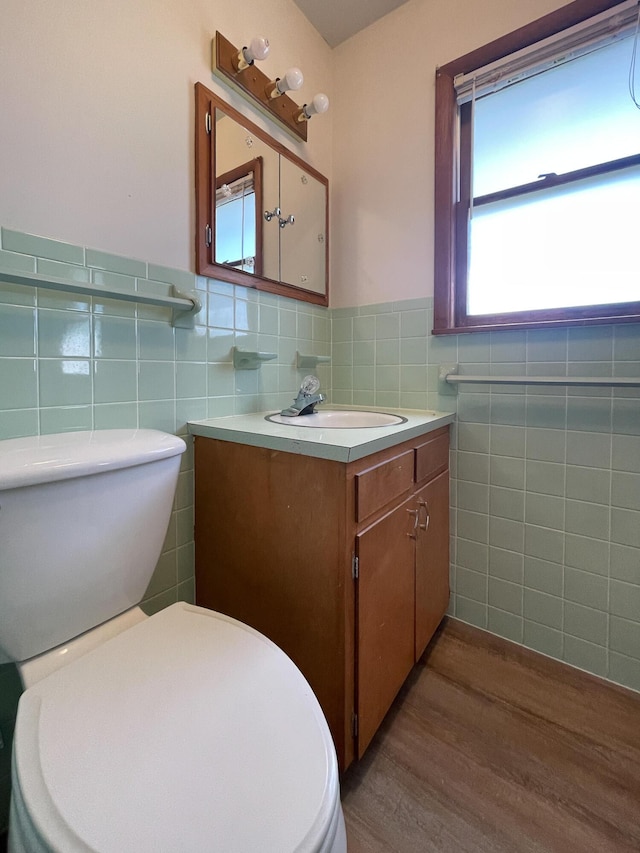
[266,410,408,428]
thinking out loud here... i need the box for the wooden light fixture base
[212,32,308,143]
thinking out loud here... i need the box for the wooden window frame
[433,0,640,334]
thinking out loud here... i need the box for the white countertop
[188,407,455,463]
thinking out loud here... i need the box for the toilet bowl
[0,430,347,853]
[9,603,346,853]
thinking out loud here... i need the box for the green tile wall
[0,225,334,832]
[333,297,640,696]
[0,225,331,607]
[2,227,640,832]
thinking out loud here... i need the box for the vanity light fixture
[212,31,328,142]
[233,36,270,72]
[295,93,329,122]
[266,67,304,99]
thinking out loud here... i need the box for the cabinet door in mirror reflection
[279,159,326,295]
[195,83,328,306]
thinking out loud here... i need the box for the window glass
[468,164,640,314]
[473,36,639,198]
[215,178,256,273]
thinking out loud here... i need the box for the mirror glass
[196,85,328,305]
[279,157,327,294]
[215,158,261,274]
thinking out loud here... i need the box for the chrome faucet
[280,375,325,417]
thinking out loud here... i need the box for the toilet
[0,429,347,853]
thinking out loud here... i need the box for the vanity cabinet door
[414,469,450,660]
[356,496,416,757]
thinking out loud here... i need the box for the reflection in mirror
[215,158,263,275]
[195,83,328,306]
[215,110,280,282]
[279,158,326,294]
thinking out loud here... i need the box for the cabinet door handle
[418,499,430,532]
[406,507,419,539]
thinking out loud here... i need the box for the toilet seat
[11,603,341,852]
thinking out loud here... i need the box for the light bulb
[276,67,304,94]
[235,36,269,71]
[297,93,330,122]
[246,36,270,62]
[308,93,329,115]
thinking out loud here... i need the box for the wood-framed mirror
[195,83,329,306]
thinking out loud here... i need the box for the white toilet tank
[0,429,186,666]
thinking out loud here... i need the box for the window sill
[433,312,640,335]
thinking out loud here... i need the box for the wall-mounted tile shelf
[0,269,202,328]
[296,352,331,369]
[440,363,640,387]
[232,347,278,369]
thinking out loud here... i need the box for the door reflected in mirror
[279,158,326,295]
[196,84,328,306]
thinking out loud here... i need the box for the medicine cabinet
[195,83,328,306]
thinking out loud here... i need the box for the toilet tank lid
[0,429,186,489]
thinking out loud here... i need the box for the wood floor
[341,618,640,853]
[2,619,638,852]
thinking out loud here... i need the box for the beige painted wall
[330,0,571,307]
[0,0,332,273]
[0,0,595,307]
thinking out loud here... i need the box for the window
[433,0,640,333]
[215,158,263,275]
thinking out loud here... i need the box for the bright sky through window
[467,36,640,316]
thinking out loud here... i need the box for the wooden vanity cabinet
[194,425,449,770]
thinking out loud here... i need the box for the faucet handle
[300,375,321,395]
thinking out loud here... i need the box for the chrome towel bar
[0,269,202,328]
[440,364,640,388]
